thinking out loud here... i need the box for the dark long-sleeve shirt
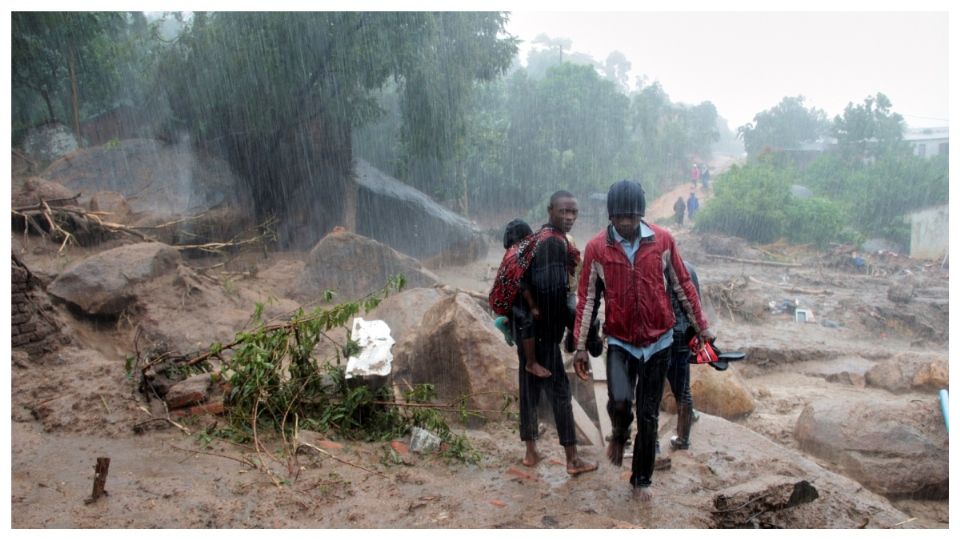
[523,229,571,343]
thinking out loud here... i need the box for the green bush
[783,197,847,247]
[695,159,793,244]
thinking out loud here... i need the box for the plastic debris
[345,318,394,379]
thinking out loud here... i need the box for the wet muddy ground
[9,188,949,529]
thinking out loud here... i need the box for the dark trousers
[666,341,693,407]
[518,338,576,447]
[606,344,670,488]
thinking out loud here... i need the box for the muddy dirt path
[10,175,948,529]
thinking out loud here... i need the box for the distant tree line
[698,93,948,249]
[12,12,725,237]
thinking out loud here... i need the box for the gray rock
[22,122,79,164]
[47,242,181,315]
[794,396,948,498]
[292,230,438,302]
[391,293,514,419]
[353,160,487,264]
[44,138,249,217]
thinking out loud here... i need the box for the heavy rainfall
[7,11,949,528]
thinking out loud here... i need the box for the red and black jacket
[574,222,707,350]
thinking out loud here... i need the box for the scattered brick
[489,499,507,508]
[391,440,410,455]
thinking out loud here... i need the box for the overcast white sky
[505,11,949,130]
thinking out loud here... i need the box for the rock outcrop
[47,242,180,316]
[794,395,948,498]
[292,230,438,302]
[391,293,514,417]
[352,160,487,264]
[865,352,948,393]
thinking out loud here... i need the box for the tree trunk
[41,88,55,122]
[68,45,81,144]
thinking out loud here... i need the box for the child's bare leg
[522,338,551,378]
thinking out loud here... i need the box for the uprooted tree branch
[129,275,508,486]
[12,199,277,255]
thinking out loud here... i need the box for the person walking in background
[673,196,686,226]
[690,163,700,189]
[700,166,710,190]
[665,261,701,451]
[687,191,699,221]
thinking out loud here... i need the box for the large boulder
[794,396,948,498]
[44,138,249,217]
[22,122,79,164]
[865,352,948,393]
[664,364,755,419]
[352,160,487,264]
[47,242,181,316]
[364,287,447,344]
[391,293,515,418]
[292,231,438,302]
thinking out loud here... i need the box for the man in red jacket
[572,180,714,501]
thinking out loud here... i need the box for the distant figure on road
[687,191,699,220]
[673,196,686,226]
[690,163,700,189]
[700,166,710,190]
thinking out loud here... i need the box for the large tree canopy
[12,12,134,137]
[157,12,516,244]
[737,96,829,157]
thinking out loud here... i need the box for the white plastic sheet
[345,317,394,379]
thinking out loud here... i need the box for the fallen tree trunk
[706,254,802,268]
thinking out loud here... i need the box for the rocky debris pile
[794,395,948,499]
[292,230,438,302]
[702,276,770,323]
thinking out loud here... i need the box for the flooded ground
[10,179,948,529]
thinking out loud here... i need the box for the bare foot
[606,440,625,466]
[566,457,598,476]
[522,451,544,467]
[632,486,654,502]
[525,362,551,378]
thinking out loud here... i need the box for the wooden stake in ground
[85,457,111,504]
